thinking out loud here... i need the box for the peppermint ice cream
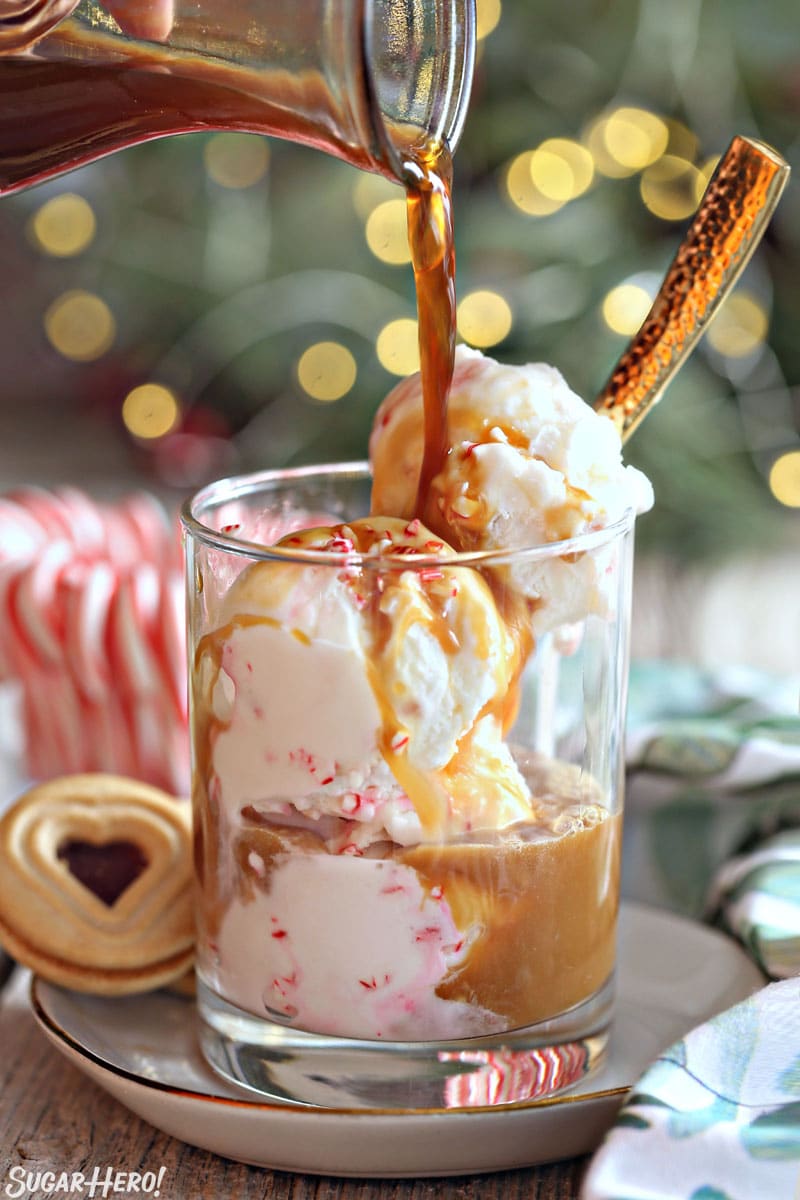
[370,346,652,633]
[197,516,531,844]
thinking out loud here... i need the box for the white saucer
[32,902,763,1178]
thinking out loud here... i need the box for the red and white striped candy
[0,484,189,790]
[108,563,162,699]
[0,497,50,562]
[117,492,176,568]
[4,486,75,544]
[12,541,73,667]
[61,559,118,703]
[55,487,113,559]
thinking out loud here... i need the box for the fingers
[105,0,174,41]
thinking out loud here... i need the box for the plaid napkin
[583,662,800,1200]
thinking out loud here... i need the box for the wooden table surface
[0,963,588,1200]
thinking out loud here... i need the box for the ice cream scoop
[194,514,533,845]
[369,346,652,634]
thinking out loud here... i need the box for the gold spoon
[594,135,790,441]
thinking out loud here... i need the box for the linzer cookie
[0,774,194,994]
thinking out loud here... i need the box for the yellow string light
[43,290,115,362]
[203,134,270,189]
[583,116,635,179]
[122,384,181,440]
[533,138,594,200]
[504,139,594,216]
[602,282,652,336]
[531,148,575,202]
[603,107,669,172]
[29,193,96,258]
[376,318,420,375]
[476,0,502,39]
[505,151,565,216]
[583,107,670,178]
[694,155,720,205]
[769,451,800,507]
[457,290,513,348]
[707,291,768,358]
[297,342,357,401]
[640,155,702,221]
[365,199,411,264]
[352,173,398,218]
[664,118,700,163]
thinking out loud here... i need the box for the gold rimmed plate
[31,902,763,1178]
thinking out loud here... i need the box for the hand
[0,1,174,45]
[104,0,174,41]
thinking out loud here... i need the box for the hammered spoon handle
[594,135,790,442]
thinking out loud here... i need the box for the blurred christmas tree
[0,0,798,561]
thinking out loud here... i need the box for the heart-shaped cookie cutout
[0,773,194,994]
[56,839,149,907]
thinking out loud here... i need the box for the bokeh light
[664,119,700,164]
[505,151,561,215]
[603,107,669,172]
[640,155,702,221]
[769,451,800,507]
[505,140,593,216]
[457,290,513,347]
[583,116,629,179]
[584,106,671,179]
[365,199,411,264]
[376,318,420,375]
[352,172,398,218]
[694,155,720,205]
[43,290,115,362]
[476,0,502,39]
[203,133,270,189]
[707,291,769,358]
[29,193,96,257]
[531,138,594,202]
[602,281,653,336]
[122,383,181,440]
[297,341,357,401]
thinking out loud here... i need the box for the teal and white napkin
[581,976,800,1200]
[622,662,800,919]
[708,829,800,981]
[582,662,800,1200]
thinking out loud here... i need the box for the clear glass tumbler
[182,462,635,1110]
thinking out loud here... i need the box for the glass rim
[180,461,636,569]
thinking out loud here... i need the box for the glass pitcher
[0,0,475,195]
